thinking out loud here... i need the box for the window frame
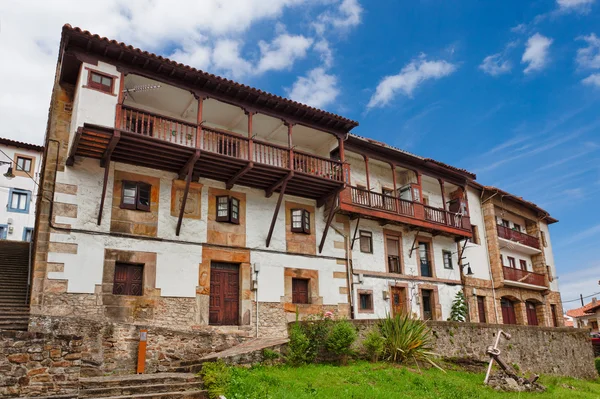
[87,69,116,94]
[358,290,374,313]
[507,256,516,269]
[540,231,548,247]
[120,181,151,212]
[216,195,241,225]
[442,250,453,269]
[16,156,33,173]
[471,225,481,245]
[386,235,402,274]
[22,227,34,242]
[112,262,144,297]
[7,188,31,214]
[359,230,373,253]
[418,240,434,277]
[519,259,527,270]
[291,277,310,304]
[291,208,310,234]
[477,296,487,323]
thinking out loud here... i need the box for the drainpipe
[330,224,355,319]
[254,264,259,338]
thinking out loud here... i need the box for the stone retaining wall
[29,316,249,376]
[348,320,597,379]
[0,330,82,398]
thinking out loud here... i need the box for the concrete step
[79,382,204,398]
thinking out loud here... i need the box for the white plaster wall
[0,145,42,241]
[494,207,526,228]
[540,221,559,292]
[463,187,492,280]
[499,248,534,272]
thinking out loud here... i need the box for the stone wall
[347,320,597,379]
[0,329,82,398]
[29,316,249,376]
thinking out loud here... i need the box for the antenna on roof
[123,84,162,101]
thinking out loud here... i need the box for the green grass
[225,361,600,399]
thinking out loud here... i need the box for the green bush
[287,323,314,366]
[363,328,385,362]
[379,313,442,370]
[262,348,280,361]
[325,320,357,364]
[200,360,231,399]
[447,291,467,322]
[595,357,600,376]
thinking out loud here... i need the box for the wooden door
[209,263,240,325]
[390,286,407,316]
[292,278,309,304]
[422,290,433,320]
[477,296,487,323]
[501,298,517,325]
[113,263,143,296]
[526,301,539,326]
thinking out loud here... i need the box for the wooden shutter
[230,197,240,224]
[387,236,401,273]
[121,181,138,210]
[292,278,309,304]
[291,209,303,233]
[216,196,230,222]
[526,302,538,326]
[302,210,310,234]
[137,183,151,211]
[477,296,486,323]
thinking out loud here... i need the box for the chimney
[593,297,597,305]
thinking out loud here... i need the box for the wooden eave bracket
[350,215,361,250]
[176,150,201,236]
[265,172,293,198]
[226,162,253,190]
[316,184,345,208]
[408,230,421,258]
[66,127,83,166]
[319,196,339,254]
[266,178,289,247]
[178,149,201,180]
[101,130,121,167]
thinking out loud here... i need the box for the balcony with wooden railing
[502,266,547,288]
[497,225,541,250]
[339,186,472,238]
[70,105,347,202]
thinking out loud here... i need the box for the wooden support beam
[176,161,195,236]
[66,127,83,166]
[179,149,201,180]
[226,162,253,189]
[319,195,338,253]
[266,178,289,248]
[350,215,361,250]
[364,155,371,206]
[408,230,421,258]
[97,160,111,225]
[265,172,293,198]
[390,163,398,213]
[316,184,345,208]
[101,131,120,167]
[338,135,346,162]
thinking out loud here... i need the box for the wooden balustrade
[253,140,288,168]
[497,225,541,249]
[121,106,198,147]
[294,151,344,181]
[202,126,249,159]
[502,266,546,287]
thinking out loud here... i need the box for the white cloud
[211,40,253,79]
[257,34,313,74]
[522,33,553,74]
[287,67,339,108]
[367,56,457,109]
[576,34,600,69]
[557,0,595,12]
[314,0,362,34]
[314,39,334,68]
[479,54,512,76]
[583,73,600,87]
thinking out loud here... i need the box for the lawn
[224,361,600,399]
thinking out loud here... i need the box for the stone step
[79,382,204,398]
[79,373,199,390]
[83,390,207,399]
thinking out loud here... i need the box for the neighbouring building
[28,25,564,337]
[567,298,600,331]
[0,137,43,242]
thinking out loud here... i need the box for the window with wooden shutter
[359,293,373,311]
[88,70,114,94]
[359,231,372,253]
[507,256,516,269]
[16,156,32,173]
[519,260,527,270]
[121,181,151,211]
[387,236,401,273]
[477,296,486,323]
[443,250,453,269]
[292,278,309,304]
[216,195,240,224]
[291,209,310,234]
[113,263,144,296]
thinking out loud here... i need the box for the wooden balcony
[339,186,472,238]
[497,225,540,249]
[68,106,347,202]
[502,266,547,288]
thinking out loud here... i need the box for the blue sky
[1,0,599,310]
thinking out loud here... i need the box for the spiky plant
[448,291,468,322]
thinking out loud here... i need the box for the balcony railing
[346,186,471,233]
[119,105,345,183]
[502,266,546,287]
[497,225,540,249]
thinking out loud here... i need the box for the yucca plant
[378,313,444,371]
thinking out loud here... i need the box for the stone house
[567,298,600,331]
[27,25,564,338]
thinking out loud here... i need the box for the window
[8,189,30,213]
[551,304,558,327]
[291,209,310,234]
[113,263,144,296]
[216,196,240,224]
[387,236,401,273]
[412,186,421,202]
[292,278,309,304]
[359,231,373,253]
[121,181,151,211]
[359,292,373,312]
[442,250,453,269]
[22,227,33,242]
[0,225,7,240]
[16,156,32,173]
[88,70,114,93]
[540,231,548,247]
[419,242,433,277]
[422,290,433,320]
[477,296,487,323]
[507,256,516,269]
[519,260,527,270]
[500,254,504,266]
[526,301,539,326]
[501,219,510,227]
[513,223,521,232]
[422,195,429,206]
[471,225,481,245]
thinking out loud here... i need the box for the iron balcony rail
[497,225,541,249]
[119,105,345,183]
[502,266,546,287]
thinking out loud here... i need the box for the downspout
[330,223,355,319]
[254,265,259,338]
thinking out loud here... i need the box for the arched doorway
[525,300,543,326]
[501,297,517,325]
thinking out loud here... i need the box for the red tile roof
[0,137,43,152]
[61,25,358,133]
[564,320,574,327]
[566,300,600,318]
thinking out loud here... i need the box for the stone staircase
[78,373,206,399]
[0,241,31,331]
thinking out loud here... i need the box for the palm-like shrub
[378,313,442,370]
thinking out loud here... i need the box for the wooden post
[247,110,254,161]
[196,97,204,149]
[390,163,398,213]
[338,135,345,162]
[364,156,371,206]
[439,178,447,225]
[115,72,126,129]
[287,122,294,170]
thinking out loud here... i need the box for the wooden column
[338,135,345,162]
[390,163,398,213]
[287,122,294,170]
[438,178,447,225]
[196,97,204,149]
[364,155,371,206]
[247,110,254,160]
[114,72,126,129]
